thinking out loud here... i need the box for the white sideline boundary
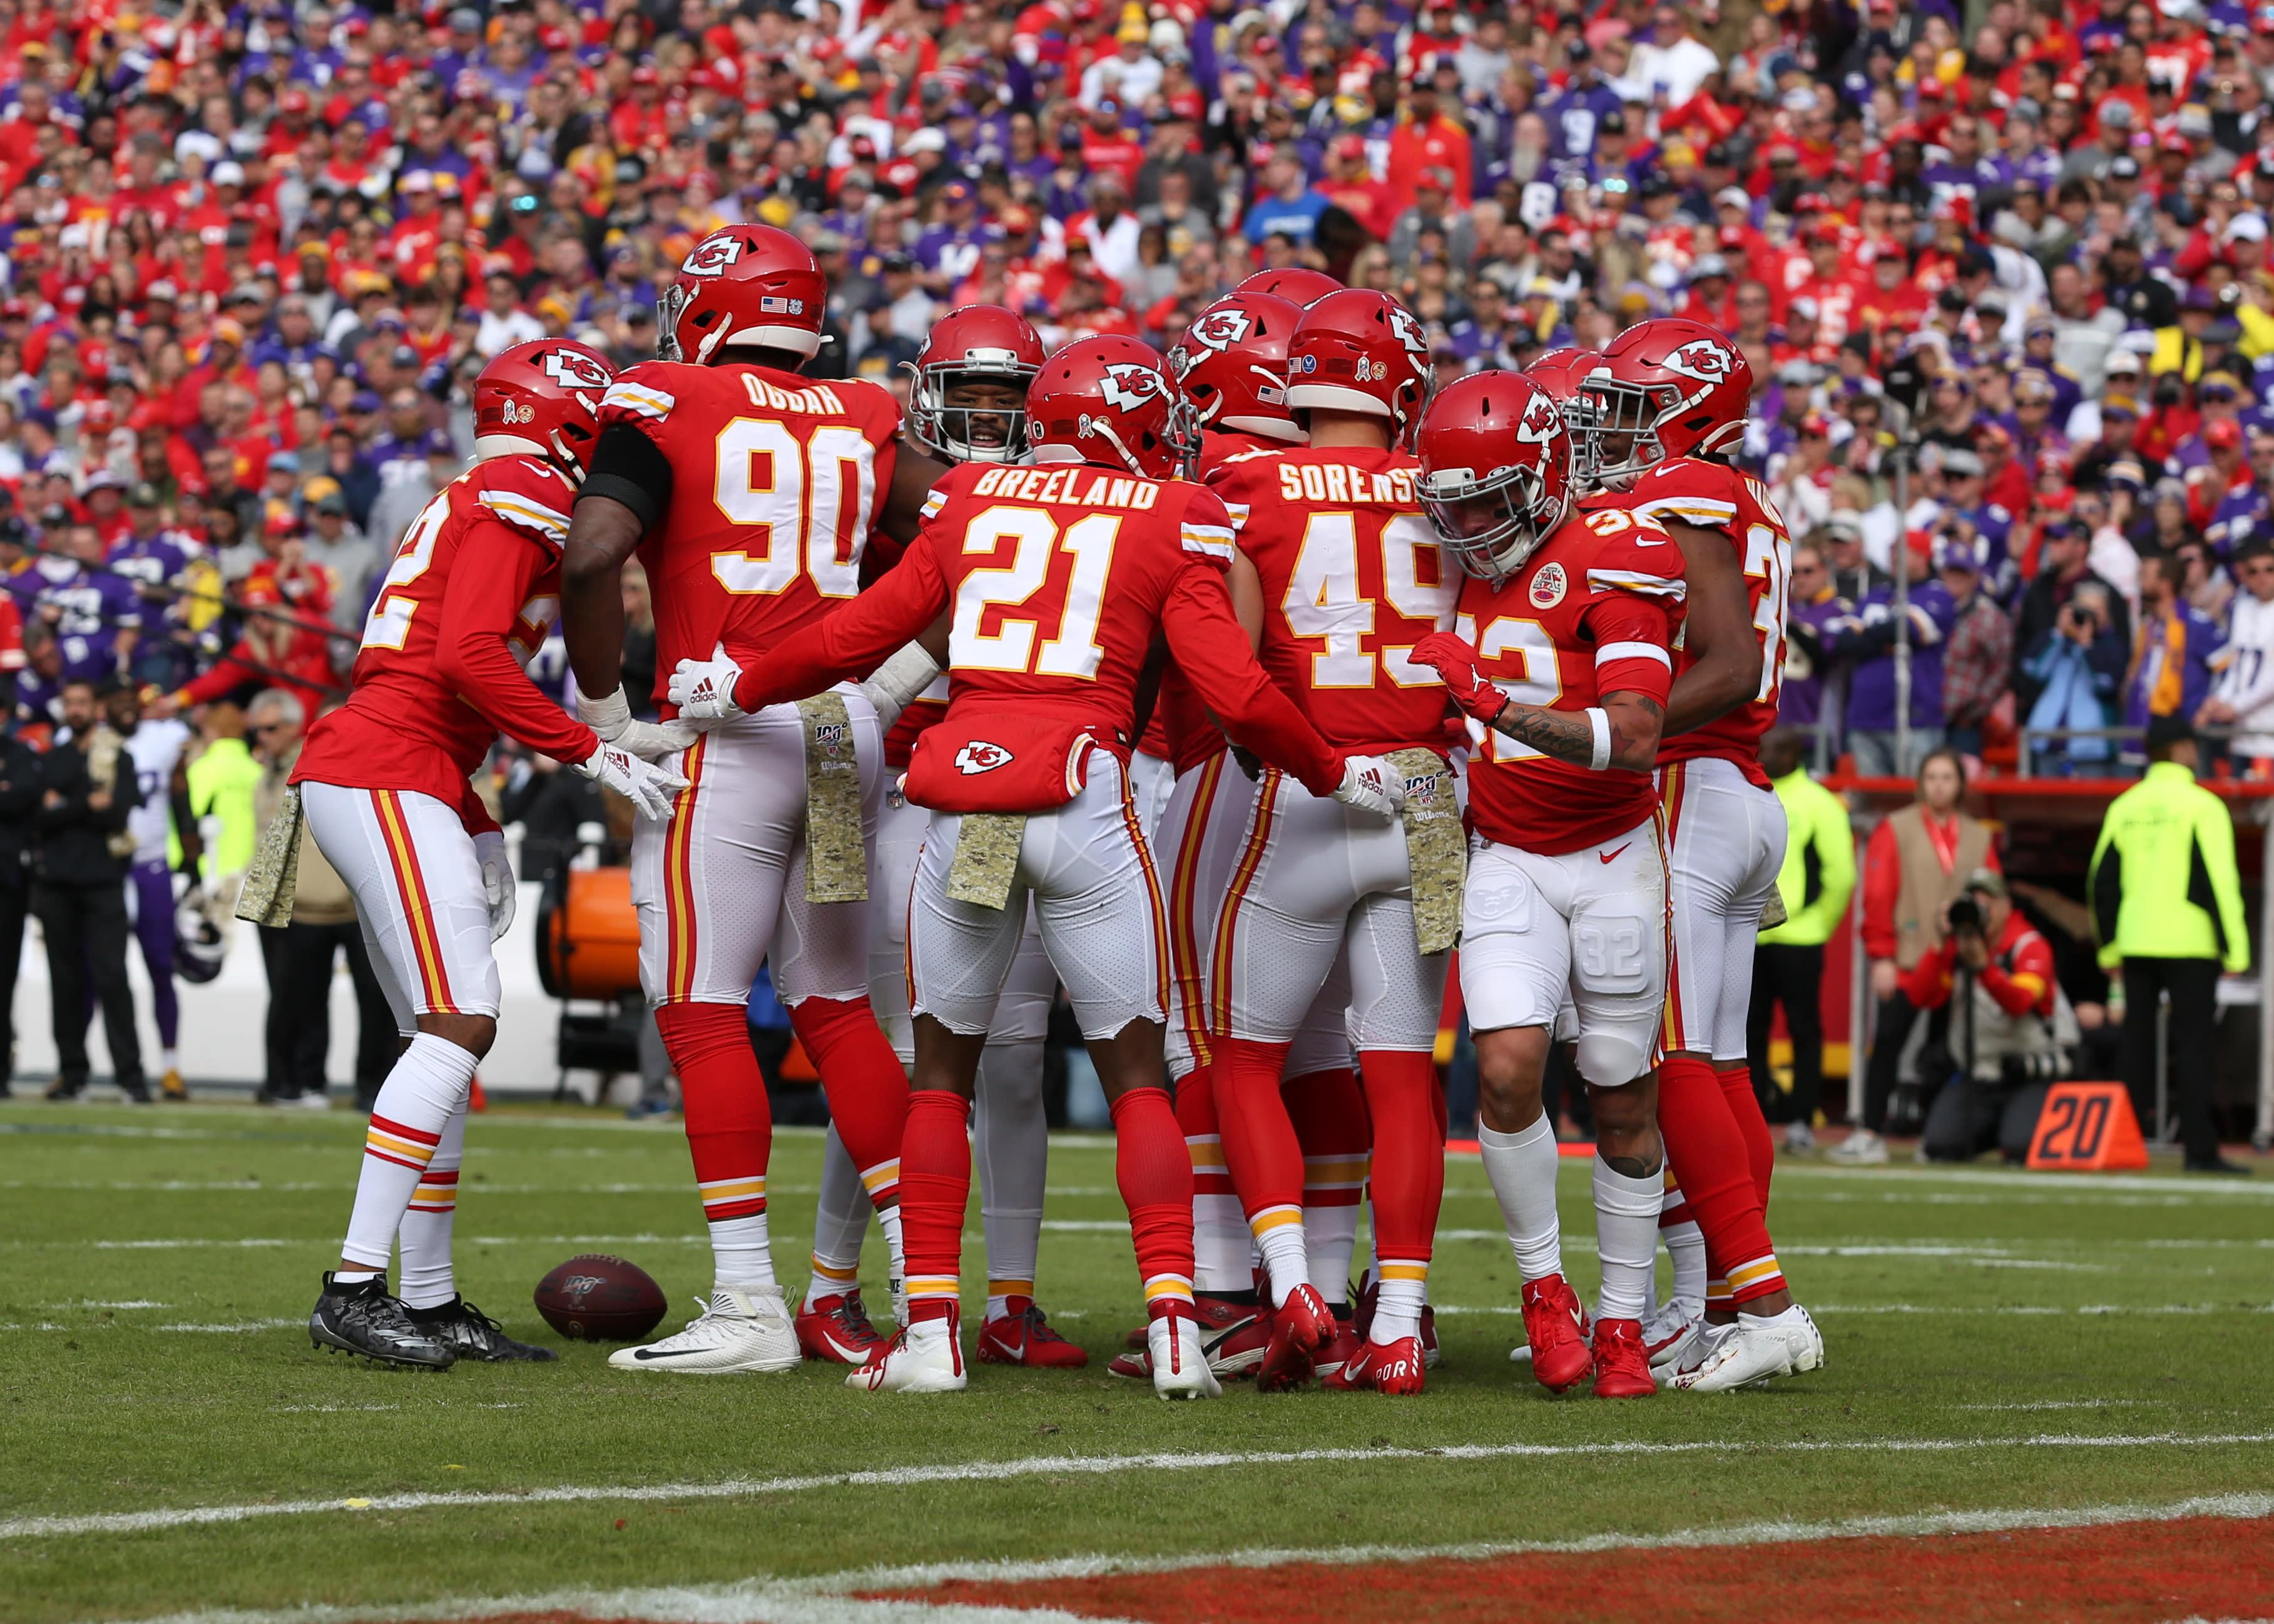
[10,1431,2274,1545]
[99,1491,2274,1624]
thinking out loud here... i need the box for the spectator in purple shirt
[38,525,141,686]
[1833,554,1961,776]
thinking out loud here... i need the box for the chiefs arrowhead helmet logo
[1514,392,1565,447]
[956,741,1013,774]
[1097,360,1167,412]
[539,348,612,412]
[1660,338,1737,385]
[1387,304,1429,357]
[1186,308,1252,354]
[680,234,745,277]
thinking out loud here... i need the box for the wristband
[575,686,631,740]
[1587,707,1611,771]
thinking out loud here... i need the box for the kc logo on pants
[956,741,1014,774]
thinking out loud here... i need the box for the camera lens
[1949,898,1982,932]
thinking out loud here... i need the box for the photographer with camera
[1909,871,2074,1163]
[2022,566,2129,771]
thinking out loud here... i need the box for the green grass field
[3,1097,2272,1624]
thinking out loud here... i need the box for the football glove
[1331,753,1403,819]
[472,830,515,942]
[666,641,748,724]
[858,641,943,730]
[576,742,689,821]
[1410,630,1507,725]
[576,686,697,763]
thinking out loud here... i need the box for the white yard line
[103,1491,2274,1624]
[10,1433,2273,1546]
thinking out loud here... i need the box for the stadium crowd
[0,0,2259,1166]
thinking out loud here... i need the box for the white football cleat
[850,1305,967,1393]
[1147,1305,1224,1401]
[608,1287,800,1374]
[1661,1305,1823,1393]
[1643,1295,1705,1371]
[1825,1127,1889,1165]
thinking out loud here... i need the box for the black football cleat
[310,1273,456,1369]
[408,1296,558,1362]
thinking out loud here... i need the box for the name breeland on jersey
[969,465,1164,509]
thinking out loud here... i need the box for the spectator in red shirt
[1385,81,1472,209]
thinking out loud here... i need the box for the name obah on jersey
[599,361,902,711]
[1209,445,1457,754]
[1461,505,1685,856]
[1626,458,1792,786]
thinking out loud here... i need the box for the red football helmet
[907,303,1046,464]
[1588,317,1753,483]
[1234,266,1343,305]
[1168,292,1304,445]
[1523,345,1604,490]
[657,223,828,365]
[1415,370,1574,584]
[1027,334,1191,480]
[474,338,616,472]
[1285,290,1433,435]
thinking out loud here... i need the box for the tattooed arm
[1488,690,1665,771]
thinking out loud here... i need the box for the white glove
[1331,754,1404,820]
[576,742,690,821]
[576,686,698,762]
[472,830,515,942]
[666,642,749,724]
[857,641,944,730]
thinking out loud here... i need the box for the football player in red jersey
[297,340,685,1370]
[1590,318,1827,1392]
[558,225,949,1377]
[669,336,1404,1397]
[1409,370,1686,1401]
[1201,290,1457,1395]
[796,305,1088,1372]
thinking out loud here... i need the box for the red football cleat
[1323,1335,1427,1395]
[1590,1316,1655,1399]
[1257,1283,1336,1393]
[795,1290,886,1366]
[1357,1270,1441,1368]
[976,1297,1089,1368]
[1313,1311,1360,1381]
[1520,1274,1594,1394]
[1420,1304,1440,1369]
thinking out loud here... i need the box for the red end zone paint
[861,1515,2274,1623]
[1444,1139,1597,1159]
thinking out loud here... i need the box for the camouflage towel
[1759,888,1789,930]
[1387,747,1464,956]
[236,783,303,928]
[800,692,868,904]
[946,813,1026,910]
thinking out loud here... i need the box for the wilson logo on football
[681,236,745,277]
[1661,338,1736,385]
[1097,362,1166,412]
[956,741,1014,774]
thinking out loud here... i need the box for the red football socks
[1656,1054,1787,1307]
[1718,1062,1775,1211]
[655,1001,771,1222]
[1109,1085,1196,1305]
[1353,1050,1440,1274]
[787,995,909,1208]
[897,1089,971,1303]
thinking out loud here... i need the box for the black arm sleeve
[576,422,675,534]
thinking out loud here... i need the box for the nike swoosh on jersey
[1598,843,1632,864]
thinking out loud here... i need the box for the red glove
[1411,630,1506,724]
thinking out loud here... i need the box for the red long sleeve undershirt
[435,519,599,769]
[732,532,1349,799]
[1860,813,2003,962]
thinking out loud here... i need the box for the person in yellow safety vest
[1748,727,1858,1154]
[2088,714,2251,1174]
[183,701,264,906]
